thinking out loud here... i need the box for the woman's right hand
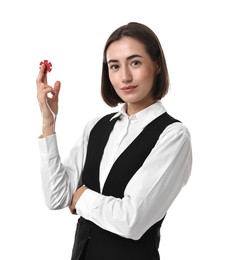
[36,64,61,137]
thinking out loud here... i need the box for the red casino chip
[39,60,52,73]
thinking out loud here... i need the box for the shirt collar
[110,101,166,129]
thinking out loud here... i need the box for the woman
[36,22,192,260]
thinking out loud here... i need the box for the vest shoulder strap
[82,112,120,192]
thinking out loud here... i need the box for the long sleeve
[38,117,100,209]
[76,122,192,240]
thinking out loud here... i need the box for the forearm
[39,117,101,210]
[39,134,76,209]
[76,169,186,240]
[76,190,142,239]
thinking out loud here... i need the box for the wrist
[42,123,55,137]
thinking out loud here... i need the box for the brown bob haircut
[101,22,169,107]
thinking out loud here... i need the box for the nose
[121,66,132,83]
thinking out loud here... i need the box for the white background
[0,0,228,259]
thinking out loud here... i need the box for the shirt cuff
[76,189,103,220]
[39,134,59,158]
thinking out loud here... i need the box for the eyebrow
[107,54,143,64]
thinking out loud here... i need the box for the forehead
[106,37,147,60]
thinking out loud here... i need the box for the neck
[126,100,157,116]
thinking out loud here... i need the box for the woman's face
[106,36,159,115]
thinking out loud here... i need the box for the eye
[131,60,141,67]
[109,64,119,71]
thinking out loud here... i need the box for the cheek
[139,70,154,85]
[109,73,119,89]
[144,68,157,84]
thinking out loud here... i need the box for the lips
[121,85,137,92]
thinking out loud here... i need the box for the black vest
[71,112,179,260]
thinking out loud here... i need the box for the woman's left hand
[69,185,88,214]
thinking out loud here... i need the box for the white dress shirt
[39,101,192,240]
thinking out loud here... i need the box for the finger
[48,81,61,101]
[68,205,76,215]
[36,64,47,86]
[42,86,56,96]
[53,81,61,96]
[37,85,55,101]
[37,86,55,105]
